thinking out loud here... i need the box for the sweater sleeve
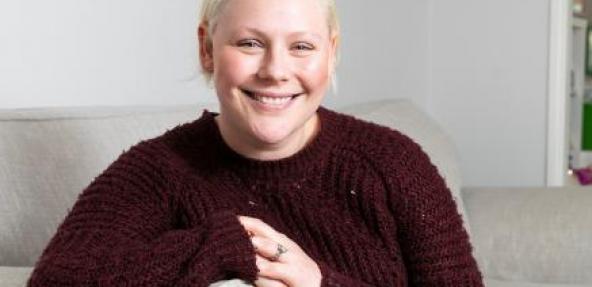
[27,143,258,287]
[387,141,483,287]
[318,262,374,287]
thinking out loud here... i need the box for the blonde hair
[199,0,340,85]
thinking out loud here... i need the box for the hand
[238,216,322,287]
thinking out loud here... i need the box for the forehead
[216,0,329,35]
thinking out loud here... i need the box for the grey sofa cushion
[465,187,592,285]
[0,266,32,286]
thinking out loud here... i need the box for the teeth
[253,95,292,106]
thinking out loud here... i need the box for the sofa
[1,99,591,287]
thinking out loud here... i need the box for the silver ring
[270,243,288,261]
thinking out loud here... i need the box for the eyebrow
[235,27,324,41]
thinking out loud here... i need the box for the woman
[28,0,484,286]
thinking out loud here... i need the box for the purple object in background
[574,168,592,185]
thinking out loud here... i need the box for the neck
[215,114,320,161]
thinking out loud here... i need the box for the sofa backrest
[0,100,464,266]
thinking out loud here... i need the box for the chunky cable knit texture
[28,107,483,287]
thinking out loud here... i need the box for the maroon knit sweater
[28,107,483,287]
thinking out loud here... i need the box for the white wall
[0,0,429,110]
[427,0,550,186]
[0,0,213,108]
[334,1,429,109]
[1,0,553,187]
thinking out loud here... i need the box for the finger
[254,276,287,287]
[252,236,290,262]
[238,216,286,243]
[238,216,278,238]
[255,254,288,280]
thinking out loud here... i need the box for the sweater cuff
[318,262,372,287]
[179,210,258,286]
[207,210,259,281]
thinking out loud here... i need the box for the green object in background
[584,102,592,150]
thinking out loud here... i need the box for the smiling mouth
[241,89,302,106]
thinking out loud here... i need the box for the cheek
[296,54,331,90]
[214,50,259,85]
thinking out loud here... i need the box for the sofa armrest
[462,187,592,285]
[0,266,32,286]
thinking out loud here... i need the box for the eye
[292,42,314,51]
[237,39,263,49]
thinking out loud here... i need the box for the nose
[257,46,289,82]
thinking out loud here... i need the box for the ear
[198,24,214,72]
[328,31,340,76]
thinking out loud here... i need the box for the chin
[251,123,295,145]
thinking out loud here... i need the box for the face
[201,0,338,150]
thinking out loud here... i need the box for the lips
[241,89,302,107]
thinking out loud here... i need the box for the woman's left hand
[238,216,322,287]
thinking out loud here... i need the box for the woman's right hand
[240,216,322,287]
[253,263,288,287]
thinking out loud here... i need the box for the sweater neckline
[203,107,341,181]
